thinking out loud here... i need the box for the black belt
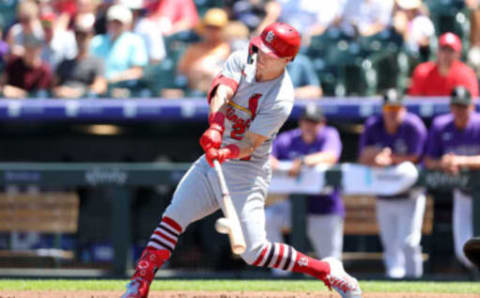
[377,192,411,200]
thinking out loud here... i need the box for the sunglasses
[383,105,403,112]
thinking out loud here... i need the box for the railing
[0,97,477,122]
[0,162,478,277]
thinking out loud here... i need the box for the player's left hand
[441,153,466,175]
[374,148,393,167]
[200,125,223,152]
[205,144,240,167]
[206,148,228,167]
[288,158,303,177]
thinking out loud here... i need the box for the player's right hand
[200,124,223,152]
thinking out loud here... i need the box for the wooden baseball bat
[213,160,247,255]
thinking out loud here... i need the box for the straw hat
[202,8,228,28]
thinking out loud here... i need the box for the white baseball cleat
[322,257,362,298]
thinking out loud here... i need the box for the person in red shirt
[144,0,199,36]
[408,32,479,98]
[0,34,53,98]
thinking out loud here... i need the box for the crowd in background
[0,0,479,99]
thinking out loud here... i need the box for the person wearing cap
[90,4,148,91]
[0,33,53,98]
[265,104,344,275]
[54,14,107,98]
[424,85,480,269]
[177,7,231,95]
[122,22,361,298]
[358,89,427,279]
[393,0,435,58]
[408,32,479,97]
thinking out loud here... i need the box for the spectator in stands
[89,4,148,94]
[120,0,167,64]
[0,34,53,98]
[54,14,107,98]
[287,53,323,99]
[408,32,479,97]
[224,0,268,33]
[40,12,77,71]
[393,0,435,59]
[7,0,44,57]
[177,8,231,96]
[338,0,394,37]
[424,86,480,269]
[143,0,199,36]
[258,0,343,44]
[265,104,344,276]
[358,89,427,279]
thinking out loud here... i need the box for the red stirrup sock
[132,216,183,282]
[251,242,330,280]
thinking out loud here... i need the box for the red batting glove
[200,112,225,152]
[205,144,240,167]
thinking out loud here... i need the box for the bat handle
[213,160,229,197]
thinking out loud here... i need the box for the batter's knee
[241,241,270,265]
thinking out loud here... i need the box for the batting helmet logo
[249,22,301,59]
[265,31,275,43]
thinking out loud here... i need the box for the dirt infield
[0,291,479,298]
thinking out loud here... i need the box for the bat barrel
[213,159,247,255]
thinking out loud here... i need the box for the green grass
[0,280,479,293]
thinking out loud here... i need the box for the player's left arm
[204,130,268,166]
[390,153,421,164]
[452,154,480,169]
[235,131,269,159]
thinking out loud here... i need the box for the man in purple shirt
[424,86,480,269]
[265,104,344,275]
[358,89,427,279]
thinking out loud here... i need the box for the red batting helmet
[250,22,301,59]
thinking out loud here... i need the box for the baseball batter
[358,89,427,279]
[424,86,480,269]
[122,23,361,298]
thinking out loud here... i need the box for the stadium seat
[0,0,18,30]
[141,58,178,96]
[425,0,469,45]
[194,0,224,16]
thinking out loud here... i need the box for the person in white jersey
[122,22,362,298]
